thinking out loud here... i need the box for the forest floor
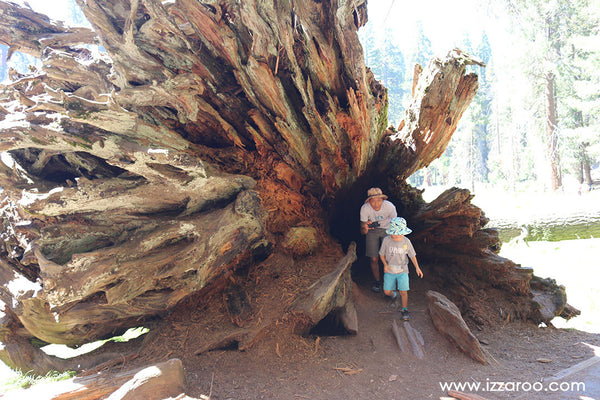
[59,246,600,399]
[2,245,600,399]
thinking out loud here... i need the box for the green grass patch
[1,370,76,393]
[1,327,149,394]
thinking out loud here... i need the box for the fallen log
[488,212,600,242]
[448,390,491,400]
[2,359,186,400]
[105,358,186,400]
[0,301,138,376]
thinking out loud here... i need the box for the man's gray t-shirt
[360,200,397,229]
[379,236,416,274]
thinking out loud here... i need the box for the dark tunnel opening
[308,309,352,337]
[328,178,400,287]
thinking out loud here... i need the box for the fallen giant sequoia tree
[0,0,577,375]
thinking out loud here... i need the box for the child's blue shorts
[383,272,409,291]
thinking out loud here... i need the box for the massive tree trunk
[0,0,574,375]
[545,71,562,191]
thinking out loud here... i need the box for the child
[360,188,397,293]
[379,217,423,320]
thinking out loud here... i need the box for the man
[359,187,397,293]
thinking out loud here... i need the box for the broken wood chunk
[426,290,488,364]
[290,243,357,335]
[403,321,425,359]
[194,330,249,355]
[448,389,491,400]
[391,319,409,354]
[391,319,425,359]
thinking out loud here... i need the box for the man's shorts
[383,272,409,292]
[365,228,387,258]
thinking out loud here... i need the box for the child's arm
[410,255,423,278]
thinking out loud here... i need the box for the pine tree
[506,0,600,191]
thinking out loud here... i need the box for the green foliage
[361,0,600,192]
[504,0,600,189]
[359,25,409,127]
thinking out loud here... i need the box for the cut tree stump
[426,290,488,364]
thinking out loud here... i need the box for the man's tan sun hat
[365,187,388,203]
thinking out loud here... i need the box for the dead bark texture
[379,50,484,181]
[426,290,488,364]
[290,242,357,335]
[0,0,379,372]
[0,0,575,376]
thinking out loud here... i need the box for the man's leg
[365,231,382,292]
[370,257,380,281]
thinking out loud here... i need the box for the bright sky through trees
[13,0,74,22]
[17,0,507,53]
[364,0,509,58]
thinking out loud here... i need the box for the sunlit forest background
[360,0,599,194]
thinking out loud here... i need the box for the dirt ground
[7,244,597,400]
[99,245,598,400]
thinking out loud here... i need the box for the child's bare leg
[383,289,395,297]
[399,291,408,308]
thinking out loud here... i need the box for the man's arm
[360,221,369,235]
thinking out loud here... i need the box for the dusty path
[2,252,598,400]
[181,275,600,400]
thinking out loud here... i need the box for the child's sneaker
[401,309,410,321]
[388,296,400,309]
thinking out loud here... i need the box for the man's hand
[360,223,369,235]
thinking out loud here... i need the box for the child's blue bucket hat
[386,217,412,236]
